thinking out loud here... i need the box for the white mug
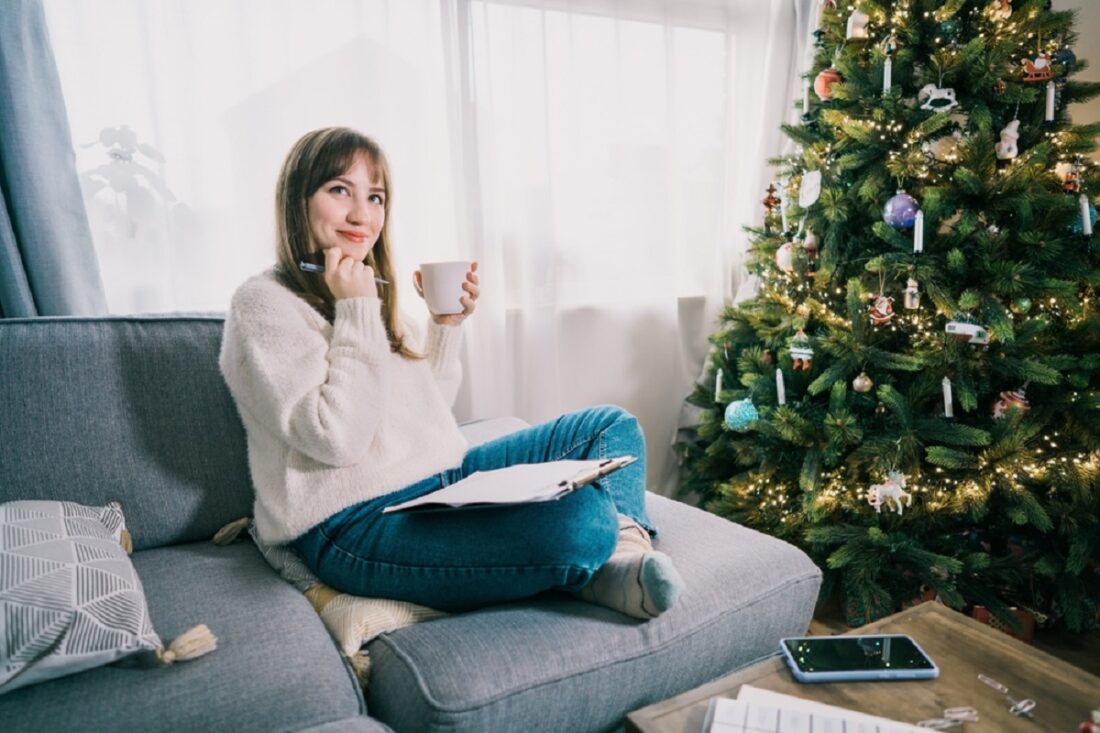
[419,261,470,315]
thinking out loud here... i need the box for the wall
[1060,0,1100,156]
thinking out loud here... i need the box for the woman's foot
[577,518,685,619]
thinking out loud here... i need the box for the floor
[809,603,1100,678]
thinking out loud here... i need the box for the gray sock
[577,519,685,619]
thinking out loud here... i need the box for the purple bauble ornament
[883,191,919,229]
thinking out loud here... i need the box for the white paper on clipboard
[382,456,637,513]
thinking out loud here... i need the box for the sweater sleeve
[221,284,393,467]
[423,318,464,407]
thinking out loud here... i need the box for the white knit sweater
[219,270,469,544]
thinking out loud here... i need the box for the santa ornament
[1061,164,1081,194]
[775,242,796,273]
[992,389,1030,419]
[868,294,895,325]
[1022,53,1053,82]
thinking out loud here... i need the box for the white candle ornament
[776,368,787,406]
[1045,81,1056,122]
[883,57,892,94]
[913,210,924,253]
[943,377,954,419]
[1080,193,1093,236]
[779,183,789,233]
[715,369,723,402]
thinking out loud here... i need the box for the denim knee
[585,404,642,440]
[550,499,619,585]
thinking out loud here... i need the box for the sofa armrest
[457,416,530,448]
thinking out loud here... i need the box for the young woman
[219,127,684,619]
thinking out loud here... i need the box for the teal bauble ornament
[1010,297,1032,314]
[938,18,962,45]
[724,399,759,432]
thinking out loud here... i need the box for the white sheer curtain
[44,0,813,495]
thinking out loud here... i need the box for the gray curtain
[0,0,107,317]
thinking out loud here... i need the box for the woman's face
[307,153,386,262]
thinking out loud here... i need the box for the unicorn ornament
[867,471,911,515]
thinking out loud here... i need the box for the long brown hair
[274,127,422,359]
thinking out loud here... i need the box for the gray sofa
[0,315,822,733]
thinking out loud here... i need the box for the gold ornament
[852,372,873,393]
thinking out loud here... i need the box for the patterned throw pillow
[0,500,214,695]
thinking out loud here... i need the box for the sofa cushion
[0,500,167,694]
[298,719,395,733]
[364,493,822,733]
[0,541,365,733]
[0,316,253,550]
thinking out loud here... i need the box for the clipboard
[382,455,637,514]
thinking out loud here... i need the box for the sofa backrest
[0,315,253,550]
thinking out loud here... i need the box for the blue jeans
[292,404,653,612]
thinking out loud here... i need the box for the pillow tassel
[349,651,372,688]
[157,624,218,664]
[212,517,252,545]
[119,528,133,555]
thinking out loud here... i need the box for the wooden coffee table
[626,602,1099,732]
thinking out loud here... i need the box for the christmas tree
[678,0,1100,631]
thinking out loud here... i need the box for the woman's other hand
[414,261,479,326]
[324,247,379,301]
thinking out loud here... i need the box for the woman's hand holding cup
[414,261,479,326]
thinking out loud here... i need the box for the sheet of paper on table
[702,684,927,733]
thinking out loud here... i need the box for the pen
[299,260,388,284]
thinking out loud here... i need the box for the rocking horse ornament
[918,84,959,112]
[868,471,912,515]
